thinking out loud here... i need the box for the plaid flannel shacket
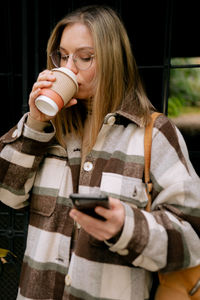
[0,108,200,300]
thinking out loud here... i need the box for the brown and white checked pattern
[0,111,200,300]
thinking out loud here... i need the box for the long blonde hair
[46,5,152,149]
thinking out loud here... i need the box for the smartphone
[69,193,109,220]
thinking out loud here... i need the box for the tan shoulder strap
[144,112,162,212]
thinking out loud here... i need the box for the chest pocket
[30,157,67,217]
[100,172,148,208]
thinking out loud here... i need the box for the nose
[64,55,78,74]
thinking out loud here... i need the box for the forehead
[60,23,94,51]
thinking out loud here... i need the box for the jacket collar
[104,97,144,128]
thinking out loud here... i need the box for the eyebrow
[59,46,94,52]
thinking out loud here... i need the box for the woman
[0,5,199,300]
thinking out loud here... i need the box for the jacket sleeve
[106,114,200,272]
[0,113,55,209]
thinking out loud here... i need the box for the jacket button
[83,161,93,171]
[65,274,71,286]
[117,249,129,256]
[107,115,116,125]
[11,129,19,138]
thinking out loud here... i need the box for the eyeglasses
[50,48,95,70]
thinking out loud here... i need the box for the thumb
[64,98,77,108]
[109,197,121,210]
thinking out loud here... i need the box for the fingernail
[70,209,77,219]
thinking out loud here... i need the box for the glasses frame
[49,48,95,71]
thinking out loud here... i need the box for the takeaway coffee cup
[35,67,78,116]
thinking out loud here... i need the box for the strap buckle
[145,182,153,194]
[189,278,200,296]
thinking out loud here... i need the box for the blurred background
[0,0,200,298]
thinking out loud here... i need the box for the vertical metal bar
[115,0,122,14]
[49,0,55,34]
[6,0,15,125]
[21,0,28,115]
[34,0,39,78]
[6,0,13,72]
[161,0,173,115]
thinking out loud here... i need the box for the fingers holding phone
[69,194,125,241]
[69,193,109,220]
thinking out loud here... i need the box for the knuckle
[106,227,115,238]
[105,232,112,240]
[33,82,39,89]
[38,71,46,80]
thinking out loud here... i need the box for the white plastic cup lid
[35,95,59,116]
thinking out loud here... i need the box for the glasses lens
[50,49,94,70]
[75,50,94,70]
[50,51,60,68]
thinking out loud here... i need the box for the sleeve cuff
[26,113,52,132]
[23,114,55,142]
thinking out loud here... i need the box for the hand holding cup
[35,68,78,117]
[29,69,78,122]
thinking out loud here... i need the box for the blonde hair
[46,5,152,149]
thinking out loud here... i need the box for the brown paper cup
[35,68,78,116]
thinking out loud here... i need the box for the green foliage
[169,57,200,117]
[168,96,186,117]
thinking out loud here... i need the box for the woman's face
[59,23,96,100]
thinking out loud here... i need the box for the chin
[76,93,93,100]
[77,97,88,101]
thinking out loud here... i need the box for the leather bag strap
[144,112,162,212]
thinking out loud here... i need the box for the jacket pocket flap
[100,172,148,208]
[30,193,57,217]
